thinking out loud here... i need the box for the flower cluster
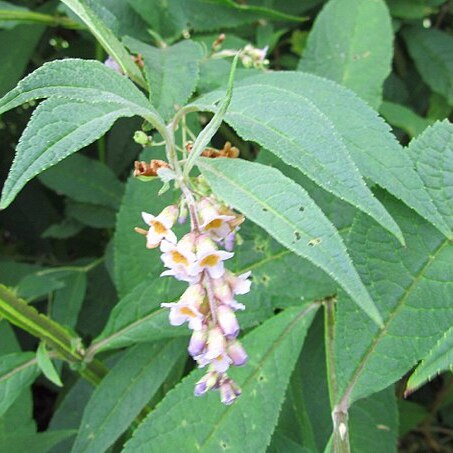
[138,196,251,405]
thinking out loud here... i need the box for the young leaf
[39,154,124,209]
[16,273,65,302]
[406,326,453,394]
[190,74,404,244]
[403,26,453,106]
[124,37,204,121]
[407,120,453,230]
[192,72,453,239]
[334,194,453,406]
[199,158,382,326]
[123,304,318,453]
[60,0,146,87]
[36,343,63,387]
[298,0,393,109]
[183,54,239,178]
[0,352,39,417]
[72,339,186,453]
[1,98,133,210]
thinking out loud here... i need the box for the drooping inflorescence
[137,195,251,405]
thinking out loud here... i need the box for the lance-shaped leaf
[190,75,403,244]
[124,37,204,121]
[334,194,453,406]
[0,59,156,117]
[0,352,39,417]
[0,430,76,453]
[60,0,146,87]
[298,0,393,109]
[403,26,453,106]
[199,158,382,325]
[73,339,186,453]
[123,304,318,453]
[1,98,133,209]
[192,72,452,239]
[407,120,453,230]
[406,326,453,394]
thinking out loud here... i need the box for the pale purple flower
[104,56,122,74]
[160,234,199,283]
[161,284,205,330]
[212,277,245,311]
[198,198,235,240]
[225,270,252,295]
[217,305,240,339]
[194,371,219,396]
[142,205,178,249]
[219,378,241,405]
[228,340,248,366]
[188,326,208,357]
[195,235,234,279]
[224,232,236,251]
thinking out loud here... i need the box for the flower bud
[133,130,151,146]
[227,340,248,366]
[194,371,219,396]
[188,326,208,357]
[217,305,239,339]
[205,327,226,359]
[219,378,241,405]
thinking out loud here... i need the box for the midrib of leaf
[198,302,319,450]
[337,237,450,407]
[0,357,37,384]
[77,341,182,449]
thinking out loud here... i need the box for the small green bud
[133,130,151,146]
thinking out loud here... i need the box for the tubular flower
[140,195,252,405]
[141,205,178,248]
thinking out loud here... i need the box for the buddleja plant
[0,0,452,452]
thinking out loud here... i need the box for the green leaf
[195,71,453,240]
[379,101,432,138]
[0,352,39,417]
[60,0,146,87]
[298,0,392,109]
[0,23,45,96]
[36,343,63,387]
[39,154,124,209]
[0,58,156,116]
[127,0,303,39]
[0,1,29,29]
[190,73,404,244]
[334,194,453,406]
[124,37,204,121]
[0,430,76,453]
[73,339,186,453]
[42,218,84,239]
[386,0,433,18]
[398,400,428,436]
[51,272,87,330]
[403,26,453,106]
[348,387,398,453]
[16,273,65,302]
[123,305,318,453]
[407,120,453,231]
[199,158,382,325]
[406,326,453,393]
[0,96,139,210]
[66,200,116,229]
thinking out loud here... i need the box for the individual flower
[219,377,241,405]
[217,305,240,339]
[194,371,220,396]
[160,234,199,282]
[212,277,245,311]
[141,205,178,248]
[188,326,208,357]
[160,284,205,330]
[195,235,234,278]
[225,270,252,296]
[227,340,248,366]
[198,198,235,241]
[104,56,122,73]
